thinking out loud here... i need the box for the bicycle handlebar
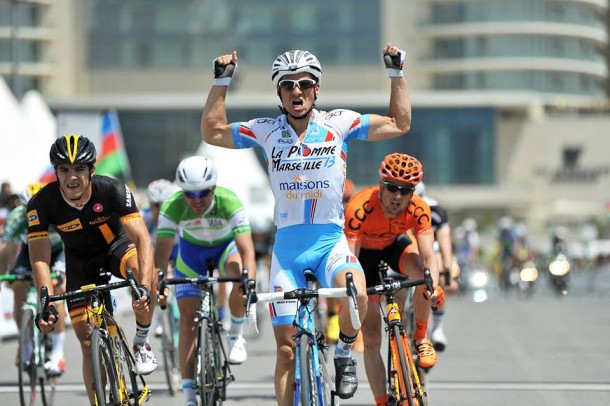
[247,272,361,337]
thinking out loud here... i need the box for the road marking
[1,381,609,393]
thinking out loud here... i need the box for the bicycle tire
[198,318,220,406]
[298,334,316,405]
[210,319,228,402]
[390,325,414,406]
[40,333,57,406]
[91,329,121,405]
[161,302,180,396]
[18,308,38,406]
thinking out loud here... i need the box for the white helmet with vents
[175,156,217,192]
[271,50,322,85]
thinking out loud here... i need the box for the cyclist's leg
[322,230,367,399]
[219,241,250,364]
[67,303,96,405]
[109,237,157,375]
[268,227,304,406]
[361,298,388,403]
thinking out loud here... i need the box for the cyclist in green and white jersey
[1,182,68,376]
[154,156,257,406]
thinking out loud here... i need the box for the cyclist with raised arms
[344,153,443,406]
[154,155,257,406]
[1,182,67,375]
[27,134,157,406]
[201,43,411,404]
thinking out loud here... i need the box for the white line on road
[1,381,609,393]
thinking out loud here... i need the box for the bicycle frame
[158,265,245,406]
[39,271,149,406]
[367,267,433,406]
[247,272,361,406]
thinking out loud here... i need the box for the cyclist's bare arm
[234,232,257,280]
[28,237,57,330]
[437,225,453,271]
[365,43,411,141]
[154,236,174,277]
[0,240,18,274]
[416,232,440,286]
[347,238,361,258]
[122,217,155,293]
[201,51,238,149]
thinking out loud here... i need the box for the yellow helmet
[20,182,46,204]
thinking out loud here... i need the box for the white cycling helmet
[414,181,426,197]
[271,50,322,85]
[146,179,178,205]
[175,156,217,192]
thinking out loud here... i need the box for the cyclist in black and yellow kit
[27,134,158,406]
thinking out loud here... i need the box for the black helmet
[50,134,97,167]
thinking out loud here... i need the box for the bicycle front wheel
[91,329,121,405]
[161,303,180,396]
[18,308,38,406]
[40,334,57,406]
[389,325,414,406]
[298,334,318,406]
[198,318,220,406]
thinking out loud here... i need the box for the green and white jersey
[157,186,251,246]
[2,204,63,252]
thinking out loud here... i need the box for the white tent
[196,142,275,223]
[0,77,56,191]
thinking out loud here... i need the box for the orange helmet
[343,179,355,200]
[378,153,423,186]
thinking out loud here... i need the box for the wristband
[387,68,404,78]
[213,77,232,86]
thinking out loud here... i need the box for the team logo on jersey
[90,216,111,225]
[277,130,293,144]
[57,218,83,232]
[93,203,103,212]
[27,210,40,226]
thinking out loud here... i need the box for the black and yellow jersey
[27,175,141,255]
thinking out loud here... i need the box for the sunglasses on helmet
[278,79,317,90]
[184,188,214,199]
[382,181,414,195]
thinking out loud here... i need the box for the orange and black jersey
[27,176,141,255]
[344,186,433,251]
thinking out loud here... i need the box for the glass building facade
[86,0,380,68]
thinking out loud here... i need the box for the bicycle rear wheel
[18,309,38,406]
[91,329,121,405]
[198,318,220,406]
[161,302,180,396]
[389,325,414,406]
[317,342,337,406]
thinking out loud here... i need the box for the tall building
[1,0,609,235]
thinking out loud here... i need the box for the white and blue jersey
[232,109,370,229]
[232,109,368,326]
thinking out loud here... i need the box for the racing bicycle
[367,262,434,406]
[247,270,361,406]
[158,260,249,406]
[39,270,150,406]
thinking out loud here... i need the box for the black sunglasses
[278,79,317,90]
[184,188,214,199]
[382,181,413,195]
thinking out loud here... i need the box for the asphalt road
[1,270,609,405]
